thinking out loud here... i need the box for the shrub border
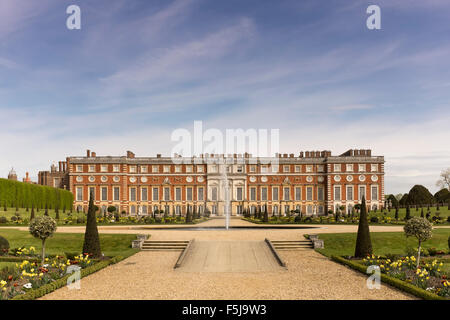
[330,255,447,300]
[11,254,129,300]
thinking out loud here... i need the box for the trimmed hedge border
[11,255,127,300]
[331,255,447,301]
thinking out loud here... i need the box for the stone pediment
[163,177,170,184]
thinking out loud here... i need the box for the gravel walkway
[39,218,415,300]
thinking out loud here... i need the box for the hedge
[331,255,447,300]
[12,255,125,300]
[0,178,73,211]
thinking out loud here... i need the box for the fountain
[220,161,231,230]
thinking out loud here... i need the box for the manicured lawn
[0,229,139,258]
[0,207,85,220]
[316,228,450,258]
[371,206,450,219]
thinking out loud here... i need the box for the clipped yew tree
[29,216,57,265]
[404,217,432,268]
[82,193,102,258]
[263,205,269,223]
[354,196,372,258]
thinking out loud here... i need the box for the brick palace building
[49,149,385,216]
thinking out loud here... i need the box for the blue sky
[0,0,449,194]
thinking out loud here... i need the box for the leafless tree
[436,168,450,190]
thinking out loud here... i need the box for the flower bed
[331,254,449,299]
[0,250,97,300]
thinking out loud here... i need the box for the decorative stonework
[359,175,366,182]
[333,175,341,182]
[141,177,148,183]
[186,176,193,183]
[346,175,353,182]
[129,177,136,183]
[371,175,378,182]
[306,176,313,183]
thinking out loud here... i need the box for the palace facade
[57,149,384,216]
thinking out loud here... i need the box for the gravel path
[39,218,415,300]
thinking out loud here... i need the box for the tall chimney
[87,150,91,158]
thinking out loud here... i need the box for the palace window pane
[273,188,279,201]
[198,187,204,201]
[306,165,312,173]
[76,165,83,172]
[175,188,181,201]
[130,188,136,201]
[295,166,301,173]
[140,166,147,173]
[152,188,159,201]
[318,187,324,201]
[334,186,341,201]
[284,188,290,200]
[371,164,378,172]
[141,188,148,201]
[359,164,365,172]
[142,205,148,214]
[307,187,313,201]
[101,165,108,172]
[236,187,243,201]
[212,187,218,201]
[113,165,120,172]
[359,186,365,200]
[261,188,267,201]
[296,187,301,201]
[101,187,107,201]
[129,166,136,173]
[372,186,378,200]
[347,186,353,201]
[89,165,95,172]
[250,188,256,201]
[346,164,353,172]
[76,187,83,201]
[334,164,341,172]
[113,187,120,201]
[317,165,324,172]
[283,166,290,173]
[187,188,193,201]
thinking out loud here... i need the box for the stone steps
[271,240,314,250]
[142,240,189,251]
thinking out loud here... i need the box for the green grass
[372,206,450,219]
[0,229,138,258]
[0,262,16,269]
[316,228,450,258]
[0,207,85,220]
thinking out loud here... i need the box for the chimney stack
[87,149,91,158]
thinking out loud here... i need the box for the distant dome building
[8,168,17,181]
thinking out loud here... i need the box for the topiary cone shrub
[354,196,373,258]
[0,235,9,256]
[82,193,102,259]
[29,216,57,265]
[263,205,269,223]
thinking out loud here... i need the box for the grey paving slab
[177,240,285,273]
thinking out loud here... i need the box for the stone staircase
[270,240,314,250]
[141,240,190,251]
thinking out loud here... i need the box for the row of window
[76,164,206,174]
[76,186,325,202]
[75,163,380,174]
[333,185,378,201]
[76,185,379,202]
